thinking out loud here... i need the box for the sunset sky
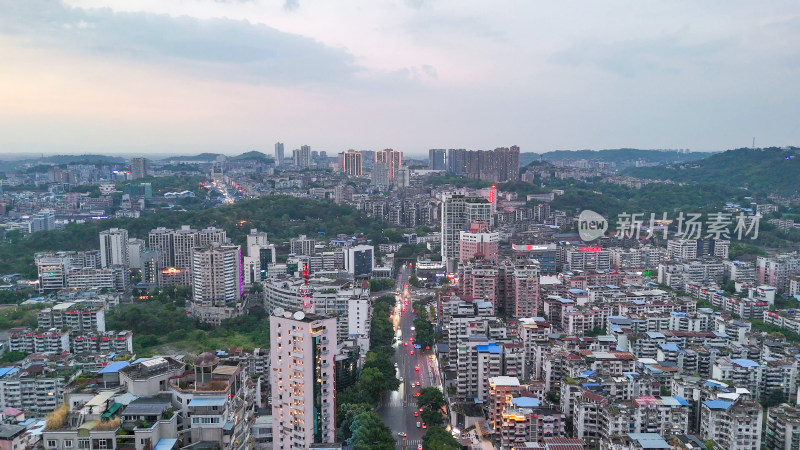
[1,0,798,157]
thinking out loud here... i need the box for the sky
[0,0,798,158]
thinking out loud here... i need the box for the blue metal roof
[659,344,680,352]
[98,361,130,374]
[511,397,540,408]
[188,398,227,407]
[476,343,502,354]
[731,358,759,368]
[0,367,16,378]
[154,438,178,450]
[703,400,733,410]
[628,433,670,449]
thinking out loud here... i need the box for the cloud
[283,0,299,12]
[405,0,431,9]
[0,0,360,86]
[550,35,733,78]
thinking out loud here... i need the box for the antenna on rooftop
[752,137,755,149]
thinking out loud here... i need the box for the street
[377,265,444,450]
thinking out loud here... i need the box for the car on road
[404,342,408,346]
[410,350,414,355]
[416,421,421,428]
[422,423,427,429]
[399,377,404,382]
[418,445,423,450]
[394,363,398,367]
[414,392,421,397]
[413,411,419,417]
[415,365,420,371]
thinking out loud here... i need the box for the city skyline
[1,1,798,156]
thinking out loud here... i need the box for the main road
[377,265,443,450]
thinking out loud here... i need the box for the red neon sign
[580,247,602,252]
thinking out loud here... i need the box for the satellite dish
[274,307,285,317]
[294,311,305,321]
[283,311,292,318]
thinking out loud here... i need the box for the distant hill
[520,148,708,167]
[161,153,222,162]
[625,147,800,196]
[231,151,273,162]
[0,154,126,172]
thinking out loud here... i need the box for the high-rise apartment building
[441,194,493,269]
[429,149,446,170]
[341,151,363,176]
[247,228,269,248]
[395,167,411,189]
[359,150,375,171]
[375,148,402,180]
[345,245,374,277]
[198,226,228,247]
[29,209,55,233]
[700,397,762,450]
[148,227,175,269]
[99,228,129,268]
[190,243,242,324]
[173,225,198,270]
[372,162,390,187]
[290,235,316,256]
[244,228,275,284]
[459,223,500,263]
[270,309,337,449]
[293,145,312,168]
[274,142,284,166]
[130,157,148,180]
[446,146,520,182]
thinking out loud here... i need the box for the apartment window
[78,439,90,449]
[64,441,73,448]
[47,441,57,449]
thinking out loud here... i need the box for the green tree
[348,411,395,450]
[337,402,372,442]
[416,387,446,411]
[368,278,395,292]
[417,387,446,426]
[413,318,435,349]
[357,368,388,404]
[422,426,460,450]
[762,389,787,408]
[722,280,736,294]
[1,351,26,363]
